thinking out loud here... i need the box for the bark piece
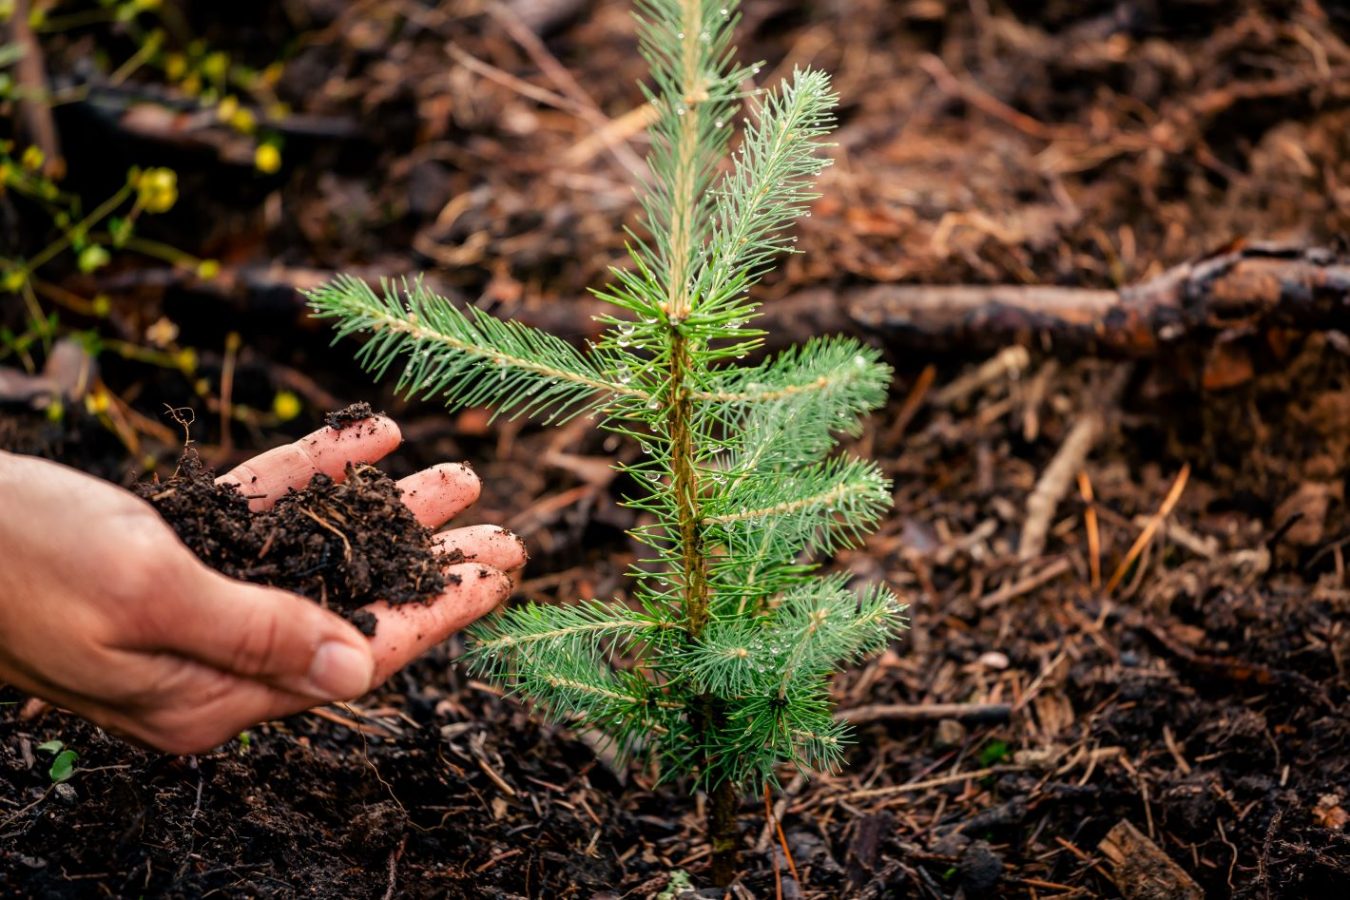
[1098,819,1203,900]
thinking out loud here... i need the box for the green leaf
[35,739,63,754]
[78,244,111,273]
[307,276,640,424]
[108,216,133,248]
[466,598,678,678]
[49,749,77,783]
[692,68,837,322]
[0,43,29,69]
[978,739,1011,767]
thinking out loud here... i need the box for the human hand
[0,416,524,754]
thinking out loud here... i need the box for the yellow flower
[1,268,27,293]
[216,95,240,123]
[254,143,281,174]
[230,106,257,134]
[20,145,44,171]
[272,390,302,422]
[164,53,187,81]
[85,389,111,415]
[196,259,221,280]
[136,167,178,214]
[201,51,229,83]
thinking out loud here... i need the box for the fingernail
[305,641,373,699]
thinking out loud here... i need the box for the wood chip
[1098,819,1203,900]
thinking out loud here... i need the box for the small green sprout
[35,739,78,783]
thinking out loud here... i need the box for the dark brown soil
[134,448,447,636]
[324,401,379,432]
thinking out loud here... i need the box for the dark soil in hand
[133,448,446,636]
[324,401,378,431]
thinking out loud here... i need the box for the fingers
[108,559,512,752]
[396,463,481,527]
[364,563,513,684]
[137,563,375,702]
[434,525,528,571]
[217,415,402,511]
[106,664,320,756]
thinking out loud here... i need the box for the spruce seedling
[308,0,904,882]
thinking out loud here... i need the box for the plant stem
[660,1,741,883]
[670,332,708,636]
[668,328,740,880]
[709,776,741,885]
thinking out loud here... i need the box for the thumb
[148,564,376,701]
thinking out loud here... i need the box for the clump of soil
[134,432,447,637]
[324,401,378,431]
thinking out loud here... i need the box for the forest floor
[2,1,1348,897]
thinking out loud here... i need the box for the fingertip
[435,525,527,571]
[443,561,512,610]
[360,562,511,684]
[305,638,376,700]
[215,414,404,509]
[397,462,481,526]
[300,414,402,472]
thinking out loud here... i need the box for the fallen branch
[977,556,1073,610]
[847,243,1350,355]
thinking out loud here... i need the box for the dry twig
[1020,367,1130,560]
[1105,464,1190,593]
[837,702,1013,726]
